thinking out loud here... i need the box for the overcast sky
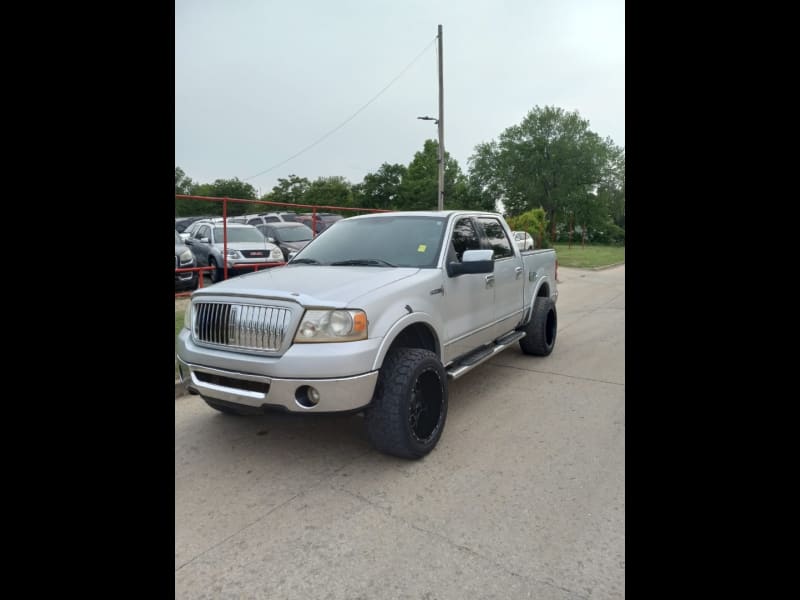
[175,0,624,195]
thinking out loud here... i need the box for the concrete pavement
[175,265,625,599]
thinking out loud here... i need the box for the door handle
[515,266,523,279]
[485,274,495,289]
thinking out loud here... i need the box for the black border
[35,6,177,594]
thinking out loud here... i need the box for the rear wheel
[520,296,557,356]
[365,348,448,459]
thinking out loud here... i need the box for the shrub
[505,207,550,248]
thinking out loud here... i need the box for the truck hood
[192,265,420,307]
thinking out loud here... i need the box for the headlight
[226,249,242,258]
[294,309,367,343]
[183,304,192,331]
[179,249,193,264]
[271,247,283,260]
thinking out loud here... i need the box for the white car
[512,231,534,251]
[184,222,284,283]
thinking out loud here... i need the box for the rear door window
[477,217,513,260]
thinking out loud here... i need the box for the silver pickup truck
[177,211,558,459]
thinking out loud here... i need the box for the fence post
[223,198,228,280]
[312,208,317,238]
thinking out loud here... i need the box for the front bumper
[176,356,378,413]
[226,257,282,270]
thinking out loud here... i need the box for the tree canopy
[469,105,623,239]
[176,104,624,243]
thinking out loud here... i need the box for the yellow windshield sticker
[418,244,427,252]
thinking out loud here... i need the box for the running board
[446,330,527,380]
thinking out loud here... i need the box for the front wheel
[209,257,223,283]
[519,296,557,356]
[365,348,448,459]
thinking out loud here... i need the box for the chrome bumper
[176,356,378,413]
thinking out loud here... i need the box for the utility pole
[437,24,444,211]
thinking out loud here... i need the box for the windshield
[275,225,313,242]
[213,227,265,243]
[291,215,446,268]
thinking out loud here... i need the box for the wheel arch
[371,314,441,371]
[521,277,554,326]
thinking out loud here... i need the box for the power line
[244,37,437,182]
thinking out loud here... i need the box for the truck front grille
[193,302,292,352]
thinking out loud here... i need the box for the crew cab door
[441,217,497,362]
[476,216,525,338]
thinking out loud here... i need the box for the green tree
[598,144,625,230]
[269,174,311,205]
[398,139,467,211]
[468,106,614,238]
[175,167,198,216]
[304,176,354,210]
[184,177,258,216]
[356,163,407,209]
[175,166,194,195]
[505,208,549,248]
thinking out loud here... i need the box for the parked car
[184,222,284,283]
[295,212,343,234]
[175,230,199,291]
[255,222,315,261]
[175,216,210,234]
[243,212,298,227]
[512,231,534,251]
[179,217,245,241]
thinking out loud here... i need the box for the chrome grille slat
[267,307,274,349]
[212,304,219,344]
[246,305,253,347]
[192,301,290,352]
[260,307,268,349]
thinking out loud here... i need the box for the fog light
[295,385,320,408]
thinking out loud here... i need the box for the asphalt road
[175,265,625,599]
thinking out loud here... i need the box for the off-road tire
[519,296,557,356]
[365,348,448,459]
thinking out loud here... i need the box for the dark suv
[295,212,343,234]
[256,222,315,261]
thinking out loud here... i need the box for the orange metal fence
[175,195,390,297]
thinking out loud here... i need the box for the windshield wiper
[290,258,321,264]
[329,259,397,267]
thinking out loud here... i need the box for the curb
[591,261,625,271]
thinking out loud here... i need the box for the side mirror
[267,237,276,243]
[200,237,210,244]
[447,249,494,277]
